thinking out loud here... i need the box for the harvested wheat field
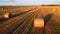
[0,6,60,34]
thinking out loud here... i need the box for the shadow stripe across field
[0,7,55,34]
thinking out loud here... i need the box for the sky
[0,0,60,6]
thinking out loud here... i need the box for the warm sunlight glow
[4,13,9,18]
[34,19,44,28]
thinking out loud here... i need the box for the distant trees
[41,4,45,6]
[41,4,60,6]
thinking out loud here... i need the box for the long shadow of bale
[0,11,29,22]
[0,8,35,22]
[44,13,53,26]
[42,14,53,34]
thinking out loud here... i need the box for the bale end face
[34,19,44,28]
[4,13,11,18]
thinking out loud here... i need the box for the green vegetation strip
[0,11,33,34]
[22,11,39,34]
[21,11,35,34]
[12,9,39,34]
[27,9,40,34]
